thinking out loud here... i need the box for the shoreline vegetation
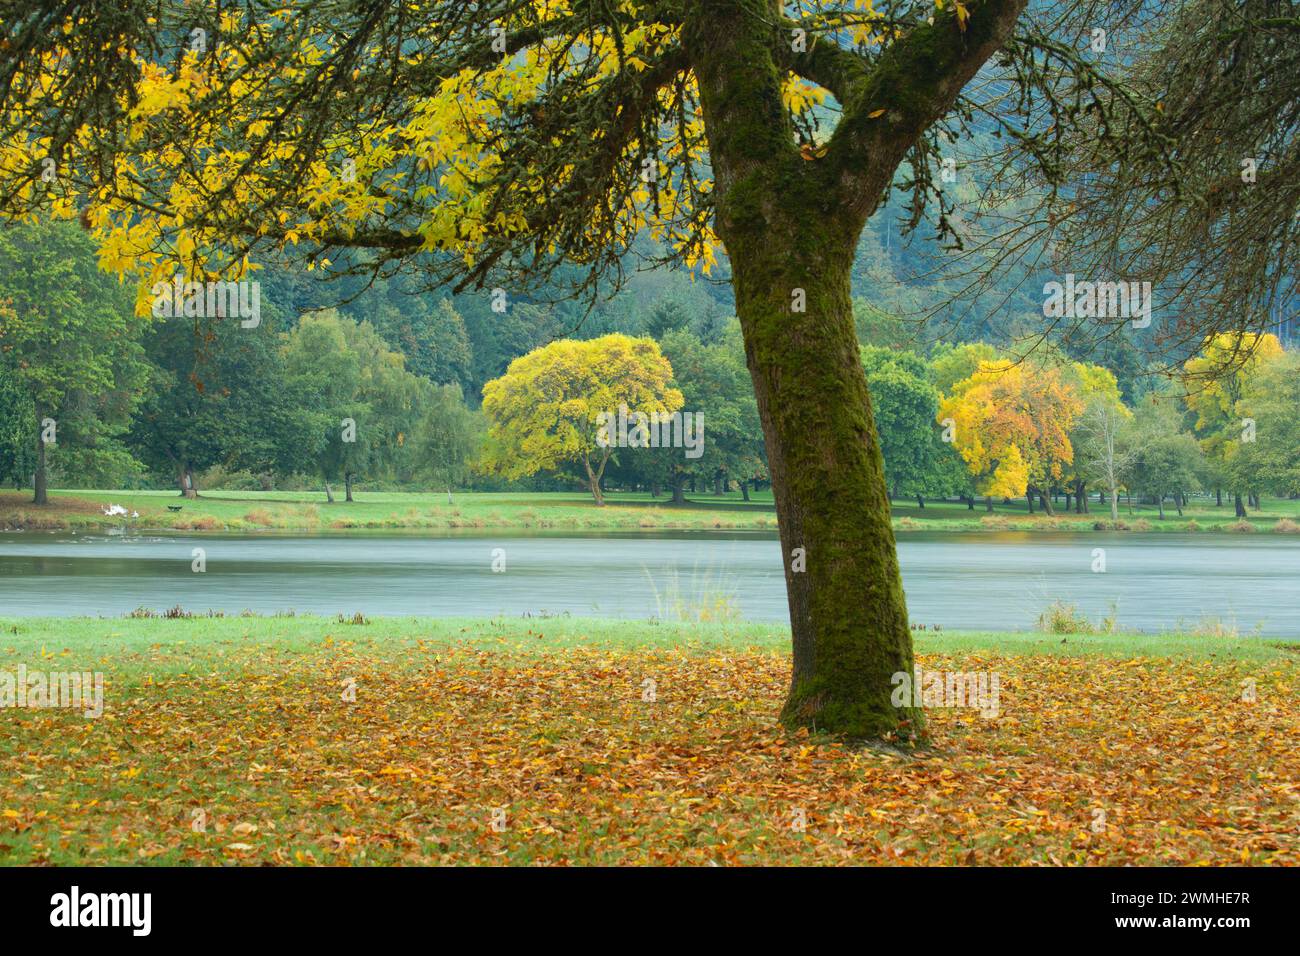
[0,616,1294,866]
[5,489,1300,536]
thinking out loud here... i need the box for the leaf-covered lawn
[1,623,1295,865]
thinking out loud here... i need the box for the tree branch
[824,0,1029,224]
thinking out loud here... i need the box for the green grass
[1,616,1295,866]
[5,487,1300,535]
[2,614,1292,665]
[1,488,779,533]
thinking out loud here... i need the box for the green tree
[0,360,34,489]
[1183,333,1285,517]
[1122,395,1205,518]
[405,382,481,503]
[651,324,764,503]
[0,223,146,503]
[1226,351,1300,502]
[860,346,948,507]
[283,312,428,502]
[371,296,474,390]
[131,310,310,495]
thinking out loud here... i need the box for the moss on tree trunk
[680,0,1026,741]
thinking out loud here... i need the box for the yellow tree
[939,360,1082,514]
[0,0,1176,740]
[480,334,682,505]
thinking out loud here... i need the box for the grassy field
[1,616,1294,865]
[5,487,1300,535]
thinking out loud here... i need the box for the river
[1,530,1296,634]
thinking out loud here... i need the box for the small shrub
[244,508,273,525]
[337,611,369,625]
[1132,519,1153,532]
[1183,520,1201,532]
[1037,600,1092,634]
[895,517,921,531]
[1224,519,1257,533]
[1187,617,1240,639]
[1272,518,1300,534]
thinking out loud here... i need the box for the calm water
[1,530,1297,634]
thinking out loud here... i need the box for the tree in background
[282,312,429,502]
[860,346,951,508]
[131,309,309,496]
[1222,350,1300,506]
[1064,362,1127,514]
[0,359,34,489]
[940,360,1082,514]
[406,382,481,504]
[1183,333,1285,517]
[480,335,682,506]
[1122,395,1206,518]
[1073,392,1133,522]
[0,223,146,503]
[653,324,763,502]
[371,295,474,391]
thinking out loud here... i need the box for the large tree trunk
[683,0,1026,740]
[1234,493,1247,518]
[1040,489,1055,516]
[324,482,335,504]
[33,411,47,505]
[727,246,917,739]
[344,472,355,503]
[693,169,917,738]
[915,493,924,509]
[740,478,750,502]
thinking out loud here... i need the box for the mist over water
[1,530,1297,636]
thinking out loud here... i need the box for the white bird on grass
[102,504,128,517]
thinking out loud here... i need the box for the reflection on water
[1,530,1297,635]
